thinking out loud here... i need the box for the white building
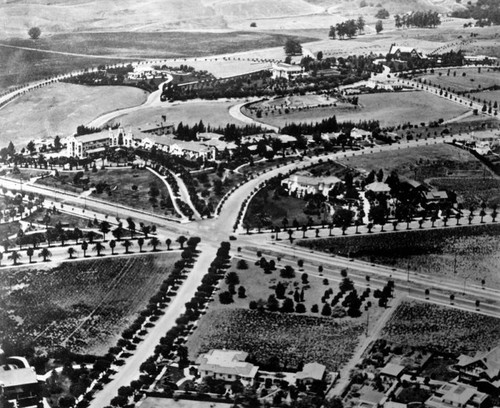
[66,128,134,158]
[196,350,259,383]
[282,172,342,198]
[271,63,304,80]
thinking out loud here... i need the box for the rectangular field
[186,308,364,371]
[419,67,500,93]
[0,252,180,355]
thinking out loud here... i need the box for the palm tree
[73,227,83,244]
[122,240,132,254]
[109,239,116,255]
[315,228,319,238]
[38,248,52,262]
[449,293,455,304]
[177,235,187,249]
[81,240,88,257]
[0,252,2,266]
[165,238,172,250]
[491,208,498,222]
[8,250,21,265]
[418,219,425,229]
[138,237,144,252]
[442,216,448,227]
[355,219,362,234]
[26,247,34,263]
[328,223,334,236]
[468,214,473,225]
[288,229,294,243]
[455,213,462,225]
[431,215,437,228]
[148,237,160,251]
[275,226,281,240]
[67,247,76,259]
[367,223,373,233]
[301,225,307,238]
[475,299,480,310]
[425,289,430,299]
[93,242,105,256]
[99,221,111,241]
[392,220,398,231]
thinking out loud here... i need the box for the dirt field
[0,253,180,355]
[0,83,147,148]
[250,91,469,128]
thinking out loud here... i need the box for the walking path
[228,102,279,132]
[167,170,201,220]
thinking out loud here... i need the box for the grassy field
[297,224,500,290]
[36,167,176,217]
[0,83,147,148]
[472,89,500,106]
[336,143,483,179]
[108,99,246,129]
[250,91,469,129]
[381,300,500,354]
[419,67,500,94]
[0,252,179,355]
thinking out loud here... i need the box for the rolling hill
[0,0,469,38]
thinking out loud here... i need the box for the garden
[186,308,364,372]
[0,252,180,355]
[381,300,500,354]
[297,223,500,290]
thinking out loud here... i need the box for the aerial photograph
[0,0,499,407]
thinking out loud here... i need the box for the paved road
[228,102,279,132]
[88,244,214,408]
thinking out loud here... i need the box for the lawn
[472,89,500,106]
[107,99,246,129]
[297,224,500,290]
[0,252,180,355]
[428,177,500,207]
[0,83,147,148]
[186,308,364,371]
[248,91,469,128]
[419,67,500,94]
[36,167,177,217]
[381,300,500,354]
[336,143,483,180]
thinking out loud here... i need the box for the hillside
[0,0,469,37]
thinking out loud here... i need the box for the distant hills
[0,0,469,38]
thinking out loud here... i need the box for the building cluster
[194,349,327,387]
[346,344,500,408]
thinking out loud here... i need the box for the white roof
[196,349,258,378]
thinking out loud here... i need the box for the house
[455,346,500,391]
[423,190,449,205]
[365,181,391,194]
[388,44,426,61]
[281,172,342,198]
[380,363,406,380]
[0,350,41,408]
[196,132,224,141]
[296,362,326,384]
[425,383,489,408]
[271,63,304,80]
[351,128,372,140]
[196,350,259,383]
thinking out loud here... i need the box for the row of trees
[394,11,441,29]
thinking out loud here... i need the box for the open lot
[472,89,500,106]
[187,308,364,371]
[0,252,179,355]
[0,83,147,148]
[249,91,470,128]
[381,300,500,353]
[36,167,176,217]
[419,67,500,94]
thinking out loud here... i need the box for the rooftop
[365,181,391,193]
[296,362,326,381]
[0,365,38,388]
[196,350,258,378]
[380,363,405,378]
[73,130,111,143]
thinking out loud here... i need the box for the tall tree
[376,20,384,34]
